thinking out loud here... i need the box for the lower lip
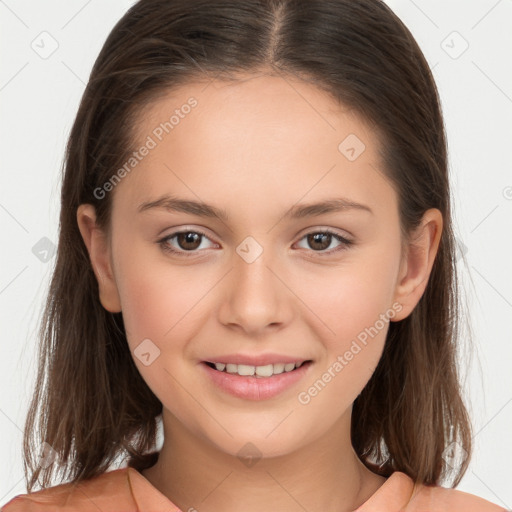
[201,361,313,401]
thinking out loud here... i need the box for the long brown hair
[22,0,472,493]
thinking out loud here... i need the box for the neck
[141,409,386,512]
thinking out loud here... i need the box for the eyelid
[294,224,353,240]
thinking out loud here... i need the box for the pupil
[179,232,201,250]
[309,233,330,250]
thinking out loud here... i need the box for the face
[80,73,430,460]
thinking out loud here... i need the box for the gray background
[1,0,511,508]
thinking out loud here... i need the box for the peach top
[1,467,507,511]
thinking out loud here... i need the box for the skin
[77,72,442,512]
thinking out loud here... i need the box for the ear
[391,208,443,321]
[76,204,122,313]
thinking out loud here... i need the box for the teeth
[210,361,306,377]
[226,363,238,374]
[273,363,285,374]
[238,364,255,376]
[255,364,273,377]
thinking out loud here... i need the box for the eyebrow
[137,194,373,221]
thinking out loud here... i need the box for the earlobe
[391,208,443,321]
[76,204,122,313]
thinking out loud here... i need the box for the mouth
[203,360,313,378]
[201,358,314,400]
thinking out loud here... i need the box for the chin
[202,425,310,463]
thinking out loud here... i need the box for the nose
[218,242,293,336]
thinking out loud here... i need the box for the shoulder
[1,468,136,512]
[359,471,508,512]
[406,480,508,512]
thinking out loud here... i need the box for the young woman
[2,0,506,511]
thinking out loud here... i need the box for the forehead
[112,73,393,221]
[137,72,375,148]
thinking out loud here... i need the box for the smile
[201,360,313,400]
[205,361,309,378]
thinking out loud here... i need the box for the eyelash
[157,228,354,258]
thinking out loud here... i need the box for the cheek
[298,253,399,347]
[292,247,399,405]
[113,242,204,347]
[113,251,202,405]
[294,272,392,423]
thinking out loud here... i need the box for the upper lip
[203,353,312,366]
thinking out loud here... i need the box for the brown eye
[176,232,203,251]
[306,233,332,251]
[158,229,214,256]
[296,229,354,256]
